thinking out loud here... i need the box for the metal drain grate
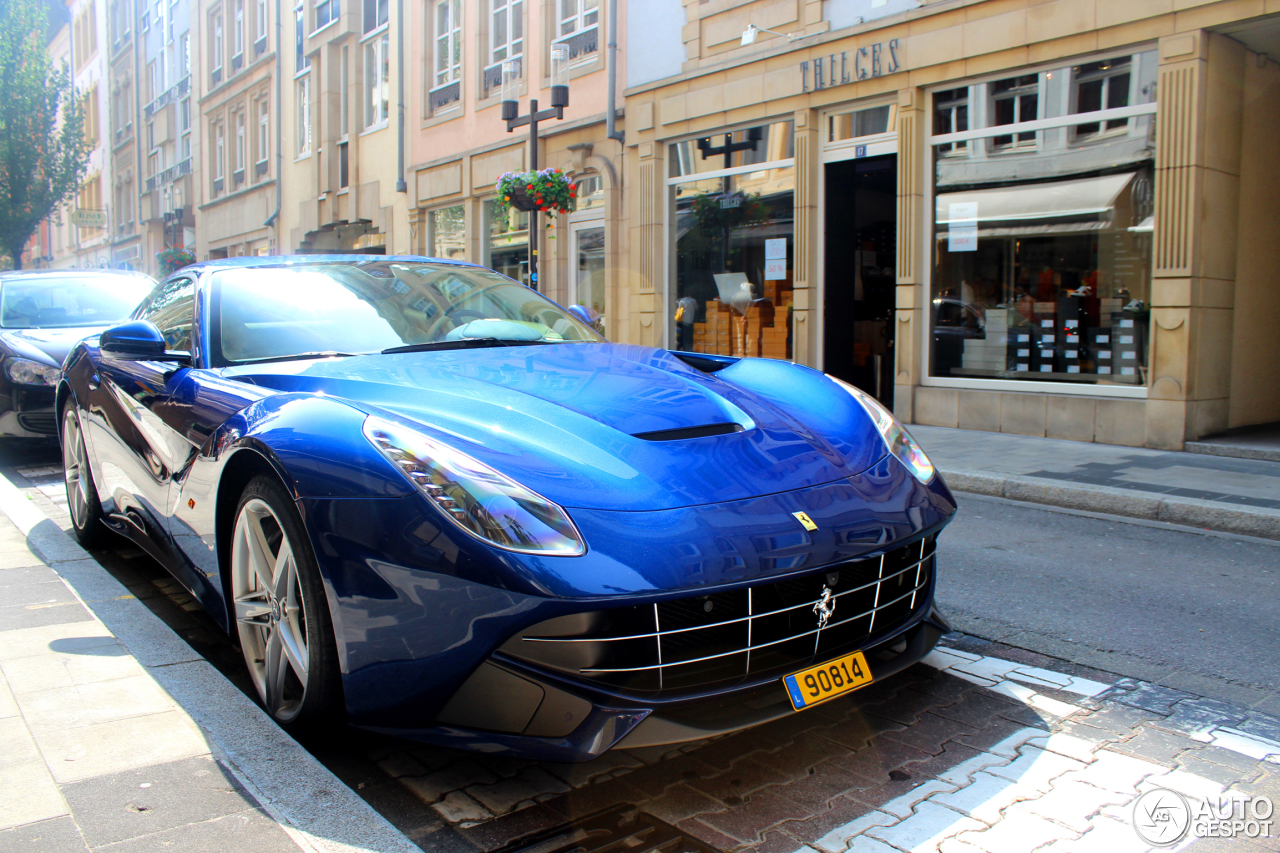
[492,806,725,853]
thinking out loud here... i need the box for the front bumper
[0,385,58,438]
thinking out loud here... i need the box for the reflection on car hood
[1,326,106,367]
[221,343,887,511]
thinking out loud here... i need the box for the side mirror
[100,320,177,360]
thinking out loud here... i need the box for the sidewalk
[0,475,418,853]
[911,425,1280,540]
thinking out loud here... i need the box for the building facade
[619,0,1280,449]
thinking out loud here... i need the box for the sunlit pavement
[5,444,1278,853]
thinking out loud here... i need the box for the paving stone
[1075,701,1164,735]
[1025,733,1102,764]
[377,753,427,779]
[953,810,1081,852]
[699,787,810,844]
[86,808,302,853]
[844,838,901,853]
[538,776,647,820]
[950,657,1022,684]
[754,731,854,778]
[899,740,988,784]
[898,665,975,700]
[401,760,500,804]
[932,690,1046,730]
[466,767,571,816]
[1136,768,1228,803]
[1014,779,1130,833]
[1149,699,1248,739]
[932,769,1039,825]
[765,763,872,811]
[820,713,908,751]
[456,802,565,849]
[1006,666,1073,690]
[1108,726,1204,765]
[1038,815,1152,853]
[676,818,743,851]
[0,815,89,853]
[1051,719,1126,749]
[825,739,932,785]
[859,685,957,727]
[1180,744,1268,775]
[808,808,899,853]
[641,783,726,826]
[689,757,784,803]
[1204,727,1280,761]
[1109,680,1195,716]
[873,778,956,819]
[431,791,492,825]
[882,711,979,757]
[934,749,1012,787]
[1053,748,1169,795]
[985,746,1085,794]
[616,754,717,798]
[937,638,991,659]
[1173,752,1264,788]
[865,801,984,851]
[955,721,1050,759]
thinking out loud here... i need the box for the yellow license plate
[783,650,873,710]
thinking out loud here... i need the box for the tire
[61,405,107,548]
[229,474,342,729]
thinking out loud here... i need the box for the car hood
[1,326,105,367]
[221,344,889,511]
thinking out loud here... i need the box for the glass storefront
[929,50,1156,386]
[670,120,795,359]
[428,205,465,260]
[484,199,529,286]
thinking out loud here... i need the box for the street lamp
[501,45,570,291]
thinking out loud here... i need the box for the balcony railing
[554,25,598,62]
[482,56,521,98]
[144,75,191,119]
[144,157,192,193]
[429,79,460,113]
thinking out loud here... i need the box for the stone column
[1149,31,1242,449]
[630,141,662,348]
[791,109,819,368]
[894,86,926,422]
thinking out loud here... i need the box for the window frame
[362,30,390,130]
[430,0,462,100]
[295,74,312,157]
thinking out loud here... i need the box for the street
[2,439,1278,852]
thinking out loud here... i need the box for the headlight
[830,376,936,483]
[363,416,585,556]
[6,359,61,386]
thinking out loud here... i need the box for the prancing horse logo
[813,586,836,629]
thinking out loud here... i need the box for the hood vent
[633,423,743,442]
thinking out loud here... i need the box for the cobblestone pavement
[9,457,1280,853]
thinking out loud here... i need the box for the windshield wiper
[381,337,548,354]
[236,351,366,364]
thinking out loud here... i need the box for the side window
[137,277,197,353]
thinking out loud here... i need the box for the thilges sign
[800,38,904,92]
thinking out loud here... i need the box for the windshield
[0,275,153,329]
[212,261,605,365]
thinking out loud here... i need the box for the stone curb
[0,472,421,853]
[941,468,1280,541]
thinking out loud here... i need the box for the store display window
[484,199,529,286]
[928,50,1157,387]
[669,120,795,360]
[428,205,465,261]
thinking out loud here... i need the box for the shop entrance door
[823,154,897,408]
[570,221,606,332]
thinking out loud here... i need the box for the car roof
[177,254,479,276]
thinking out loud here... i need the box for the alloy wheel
[231,498,311,722]
[62,409,92,531]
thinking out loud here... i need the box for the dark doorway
[823,155,897,408]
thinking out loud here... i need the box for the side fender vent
[632,423,744,442]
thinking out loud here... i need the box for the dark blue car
[58,256,956,761]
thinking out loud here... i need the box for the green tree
[0,0,88,269]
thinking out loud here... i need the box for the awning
[935,221,1110,239]
[936,172,1137,226]
[1128,215,1154,233]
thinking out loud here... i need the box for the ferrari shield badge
[792,511,818,531]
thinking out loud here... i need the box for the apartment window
[147,61,158,102]
[429,0,460,112]
[490,0,522,65]
[110,0,129,44]
[364,32,390,127]
[557,0,596,37]
[296,75,311,155]
[340,45,349,133]
[933,87,969,156]
[233,0,245,66]
[363,0,387,34]
[141,9,149,32]
[213,121,225,193]
[234,111,246,182]
[179,32,190,77]
[991,74,1038,150]
[1073,57,1132,139]
[338,141,348,187]
[255,0,268,51]
[256,98,269,175]
[180,98,191,132]
[212,15,224,82]
[73,4,99,70]
[295,3,310,71]
[149,149,159,177]
[84,86,100,148]
[316,0,339,30]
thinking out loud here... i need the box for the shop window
[990,75,1039,150]
[1073,57,1132,140]
[829,104,894,143]
[669,120,796,361]
[429,205,465,260]
[484,199,529,285]
[928,50,1158,390]
[933,87,969,156]
[572,173,603,212]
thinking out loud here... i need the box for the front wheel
[61,405,107,547]
[230,475,342,728]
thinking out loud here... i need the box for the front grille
[503,536,936,696]
[16,411,57,434]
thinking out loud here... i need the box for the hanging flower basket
[156,246,196,276]
[494,169,577,219]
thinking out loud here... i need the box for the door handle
[87,373,101,390]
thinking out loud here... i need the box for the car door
[85,274,200,563]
